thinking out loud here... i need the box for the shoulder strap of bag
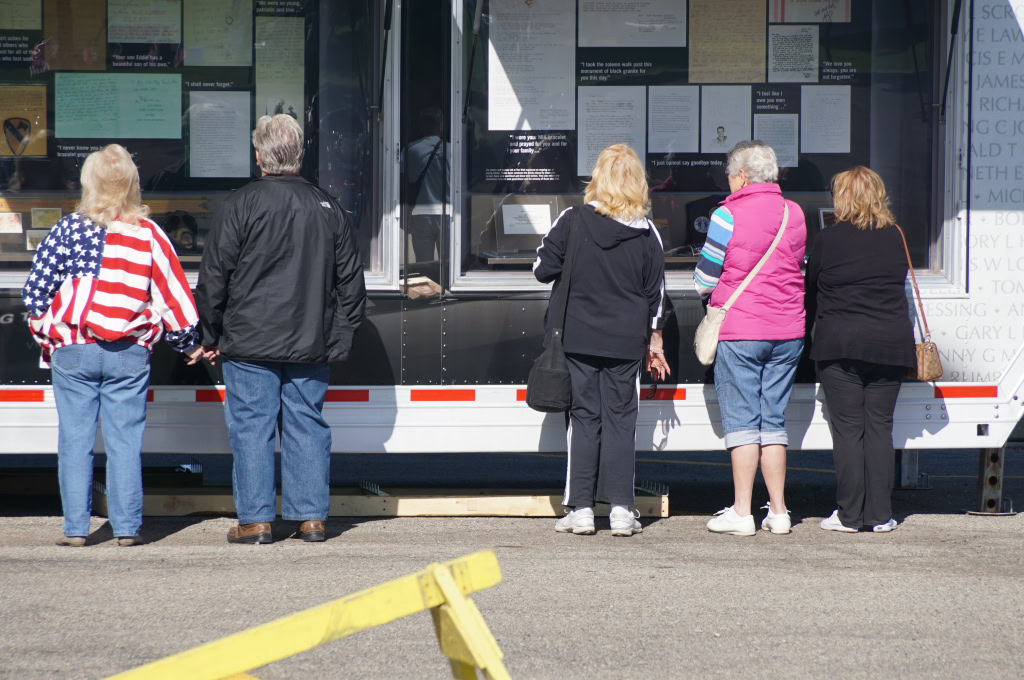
[409,139,443,197]
[894,224,931,342]
[551,207,580,336]
[722,203,789,312]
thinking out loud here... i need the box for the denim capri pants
[714,339,804,449]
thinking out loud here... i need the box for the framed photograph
[25,229,49,250]
[31,207,62,228]
[0,212,23,234]
[818,207,835,231]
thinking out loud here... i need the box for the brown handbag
[895,225,943,382]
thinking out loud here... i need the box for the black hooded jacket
[196,174,366,364]
[533,204,666,361]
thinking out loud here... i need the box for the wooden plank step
[92,486,669,518]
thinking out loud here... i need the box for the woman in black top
[805,166,916,533]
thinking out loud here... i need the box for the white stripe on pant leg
[633,368,640,499]
[563,419,573,506]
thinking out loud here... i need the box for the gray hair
[726,140,779,184]
[252,114,303,174]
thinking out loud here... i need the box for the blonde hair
[831,166,896,230]
[252,114,303,174]
[584,144,649,222]
[77,144,149,228]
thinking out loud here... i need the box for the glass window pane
[458,0,938,279]
[0,0,382,273]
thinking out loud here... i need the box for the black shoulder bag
[526,208,579,412]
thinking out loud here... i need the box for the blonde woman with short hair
[533,143,668,537]
[805,166,916,533]
[22,144,205,547]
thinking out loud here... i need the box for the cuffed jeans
[222,360,331,525]
[51,342,150,538]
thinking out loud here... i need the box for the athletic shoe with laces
[820,509,858,533]
[760,502,792,534]
[555,507,595,535]
[706,506,756,536]
[609,506,642,537]
[872,518,898,533]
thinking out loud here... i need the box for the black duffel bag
[526,208,579,413]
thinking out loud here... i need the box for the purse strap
[894,224,931,343]
[550,208,580,340]
[721,203,789,312]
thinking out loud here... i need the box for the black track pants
[819,359,904,528]
[563,353,641,508]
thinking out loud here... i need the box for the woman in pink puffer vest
[693,141,807,537]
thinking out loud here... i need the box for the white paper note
[769,25,818,83]
[648,86,699,154]
[700,86,751,153]
[577,86,646,176]
[189,91,251,178]
[0,0,41,30]
[488,0,575,131]
[771,0,850,23]
[255,16,304,119]
[578,0,686,48]
[754,114,799,167]
[55,73,182,139]
[0,212,23,234]
[108,0,181,44]
[501,204,553,235]
[184,0,253,67]
[801,85,850,153]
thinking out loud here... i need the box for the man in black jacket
[196,114,366,545]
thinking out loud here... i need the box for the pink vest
[709,183,806,341]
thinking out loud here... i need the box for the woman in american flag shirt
[22,144,206,547]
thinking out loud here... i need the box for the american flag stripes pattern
[22,213,200,364]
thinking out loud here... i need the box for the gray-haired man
[196,114,366,544]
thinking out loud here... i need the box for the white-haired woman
[694,141,807,536]
[22,144,205,547]
[534,143,669,537]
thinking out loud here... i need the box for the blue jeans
[51,342,151,537]
[222,360,332,524]
[715,339,803,449]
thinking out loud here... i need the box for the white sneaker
[873,518,898,533]
[760,502,792,534]
[609,506,642,537]
[555,507,595,535]
[820,510,858,533]
[707,507,756,536]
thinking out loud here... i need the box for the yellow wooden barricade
[104,550,510,680]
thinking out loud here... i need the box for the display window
[452,0,947,289]
[0,0,391,284]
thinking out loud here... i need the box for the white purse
[694,204,789,366]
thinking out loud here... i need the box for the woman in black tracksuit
[533,143,669,537]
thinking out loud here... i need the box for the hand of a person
[184,345,205,366]
[646,349,670,382]
[202,345,220,366]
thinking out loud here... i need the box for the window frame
[445,0,969,296]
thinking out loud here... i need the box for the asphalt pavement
[1,449,1022,679]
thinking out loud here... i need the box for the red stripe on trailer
[147,390,154,402]
[410,389,476,402]
[516,389,527,401]
[0,389,45,402]
[934,385,998,399]
[326,389,370,402]
[196,389,226,402]
[643,388,687,401]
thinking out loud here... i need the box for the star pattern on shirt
[22,215,105,318]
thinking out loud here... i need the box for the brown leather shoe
[296,520,325,542]
[56,536,87,547]
[227,522,273,544]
